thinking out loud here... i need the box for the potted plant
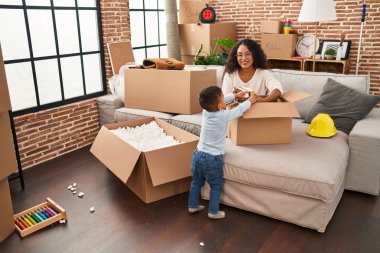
[324,48,336,60]
[194,38,235,65]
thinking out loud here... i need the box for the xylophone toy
[14,197,67,237]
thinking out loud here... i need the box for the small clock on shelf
[296,35,320,58]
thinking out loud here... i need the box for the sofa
[96,68,380,232]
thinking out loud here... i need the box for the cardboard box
[179,0,209,24]
[124,68,216,115]
[0,112,17,180]
[0,44,12,113]
[260,33,298,59]
[0,178,15,243]
[228,90,311,145]
[261,20,282,34]
[90,117,199,203]
[107,41,135,75]
[179,23,236,56]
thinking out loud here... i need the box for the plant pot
[324,55,334,60]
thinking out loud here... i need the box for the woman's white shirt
[222,68,284,96]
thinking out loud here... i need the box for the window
[129,0,179,64]
[0,0,105,116]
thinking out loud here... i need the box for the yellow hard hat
[307,113,337,138]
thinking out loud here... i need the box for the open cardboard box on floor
[0,178,15,243]
[90,117,199,203]
[0,44,12,113]
[124,68,216,115]
[228,90,312,145]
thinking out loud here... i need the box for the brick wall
[13,0,130,169]
[211,0,380,97]
[13,0,379,170]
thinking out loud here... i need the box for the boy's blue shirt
[197,94,251,155]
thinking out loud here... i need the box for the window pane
[61,56,84,99]
[130,11,145,48]
[0,9,30,60]
[160,46,168,58]
[159,11,167,44]
[28,10,57,57]
[55,10,79,55]
[35,59,62,105]
[129,0,143,9]
[25,0,50,6]
[147,47,159,59]
[158,0,165,9]
[53,0,75,7]
[5,62,37,111]
[77,0,96,8]
[79,10,99,52]
[0,0,22,5]
[133,48,145,65]
[145,12,159,46]
[83,54,102,94]
[145,0,157,9]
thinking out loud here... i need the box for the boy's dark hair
[199,86,222,112]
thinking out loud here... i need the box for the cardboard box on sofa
[228,90,311,145]
[179,23,236,56]
[90,117,199,203]
[0,44,12,113]
[0,112,17,180]
[179,0,209,24]
[0,178,15,243]
[124,68,216,115]
[261,20,282,34]
[260,33,298,59]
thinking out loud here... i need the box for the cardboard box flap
[90,126,141,183]
[281,90,312,102]
[243,102,300,119]
[144,143,193,187]
[156,117,199,143]
[107,41,135,75]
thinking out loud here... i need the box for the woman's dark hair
[199,86,222,112]
[223,39,268,77]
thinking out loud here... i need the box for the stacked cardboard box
[258,20,298,59]
[179,0,236,64]
[0,44,16,242]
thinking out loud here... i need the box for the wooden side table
[303,59,350,74]
[267,58,304,71]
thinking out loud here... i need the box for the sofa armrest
[96,94,124,125]
[345,108,380,195]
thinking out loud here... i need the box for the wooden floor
[1,146,380,253]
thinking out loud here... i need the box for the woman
[222,39,283,102]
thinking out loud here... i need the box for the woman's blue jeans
[188,150,224,214]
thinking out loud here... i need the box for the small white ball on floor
[73,183,77,187]
[73,191,77,195]
[67,185,72,190]
[90,207,95,213]
[78,192,84,198]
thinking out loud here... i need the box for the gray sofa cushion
[97,94,124,125]
[223,119,349,202]
[170,113,202,136]
[305,78,380,134]
[271,69,370,119]
[114,107,174,123]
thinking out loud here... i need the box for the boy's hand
[248,92,257,104]
[233,90,248,99]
